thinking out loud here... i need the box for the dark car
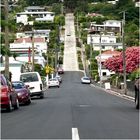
[0,74,19,112]
[134,77,139,109]
[12,81,31,105]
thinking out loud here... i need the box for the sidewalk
[91,80,135,100]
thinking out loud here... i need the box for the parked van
[20,72,44,98]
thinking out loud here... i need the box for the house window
[102,40,106,43]
[110,40,114,43]
[102,46,105,49]
[102,72,106,76]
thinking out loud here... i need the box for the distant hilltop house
[95,50,121,80]
[16,6,55,25]
[10,37,48,54]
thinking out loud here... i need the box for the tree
[104,47,140,74]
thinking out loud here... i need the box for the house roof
[87,13,103,17]
[14,37,46,43]
[96,50,121,62]
[25,6,45,10]
[101,50,121,56]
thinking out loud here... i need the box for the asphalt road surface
[1,71,139,139]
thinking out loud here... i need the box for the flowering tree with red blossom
[104,47,140,74]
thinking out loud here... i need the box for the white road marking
[72,128,80,140]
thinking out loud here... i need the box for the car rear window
[12,82,24,89]
[20,73,39,82]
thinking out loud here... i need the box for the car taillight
[1,87,8,97]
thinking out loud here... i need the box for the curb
[91,84,135,102]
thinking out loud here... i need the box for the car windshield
[12,82,24,89]
[20,73,39,82]
[50,78,57,81]
[83,77,90,80]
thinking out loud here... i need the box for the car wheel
[135,90,139,109]
[7,99,13,112]
[14,98,20,109]
[26,97,31,105]
[40,93,44,99]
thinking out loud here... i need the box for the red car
[58,67,64,74]
[12,81,31,105]
[0,74,19,112]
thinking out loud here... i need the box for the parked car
[20,72,44,99]
[48,78,60,88]
[58,67,64,74]
[0,74,19,112]
[55,75,62,83]
[81,76,91,84]
[12,81,31,105]
[134,77,139,109]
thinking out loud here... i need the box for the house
[0,60,28,81]
[90,20,122,35]
[87,20,123,51]
[16,29,51,42]
[16,6,55,25]
[8,54,46,67]
[87,33,122,51]
[10,37,48,54]
[95,50,121,80]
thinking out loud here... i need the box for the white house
[0,60,28,81]
[16,29,51,42]
[16,11,55,25]
[8,54,46,67]
[87,33,122,51]
[90,20,122,35]
[10,37,48,54]
[95,50,121,80]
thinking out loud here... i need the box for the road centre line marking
[72,128,80,140]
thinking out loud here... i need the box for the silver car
[81,76,91,84]
[48,78,60,88]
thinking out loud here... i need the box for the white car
[55,75,62,83]
[81,76,91,84]
[48,78,60,88]
[20,72,44,98]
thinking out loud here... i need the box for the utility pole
[60,0,64,15]
[99,32,102,87]
[122,11,127,94]
[4,0,9,79]
[31,28,35,72]
[90,34,93,77]
[55,25,60,74]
